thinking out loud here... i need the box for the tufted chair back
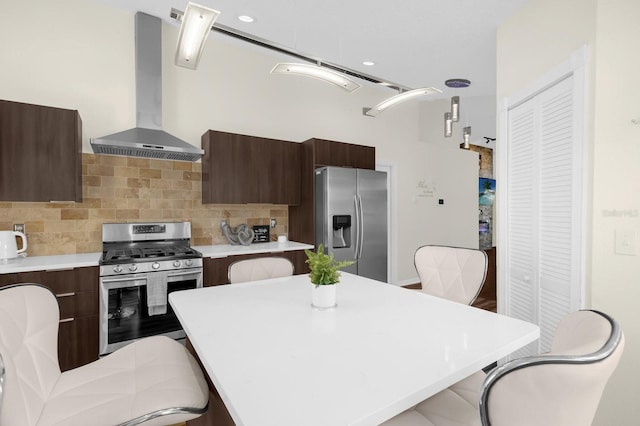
[480,310,625,426]
[0,284,61,426]
[228,257,295,283]
[414,245,488,305]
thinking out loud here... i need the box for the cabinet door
[259,138,301,204]
[202,131,244,203]
[58,315,99,372]
[202,130,301,205]
[0,99,81,202]
[313,138,375,170]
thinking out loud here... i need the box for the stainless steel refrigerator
[315,166,388,282]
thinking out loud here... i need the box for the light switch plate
[615,229,636,256]
[13,223,25,233]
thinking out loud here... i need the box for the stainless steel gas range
[98,222,203,355]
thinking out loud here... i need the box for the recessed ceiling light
[238,15,254,23]
[362,61,375,66]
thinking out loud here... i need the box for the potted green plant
[305,244,355,308]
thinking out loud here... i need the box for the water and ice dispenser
[332,215,351,248]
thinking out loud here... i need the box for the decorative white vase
[311,283,337,309]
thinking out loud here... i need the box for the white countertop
[0,252,102,274]
[194,241,313,258]
[0,241,313,274]
[170,273,539,426]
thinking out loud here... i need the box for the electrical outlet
[13,223,25,233]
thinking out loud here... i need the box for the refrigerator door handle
[353,195,360,259]
[356,194,365,260]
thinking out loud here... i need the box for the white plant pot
[311,283,337,309]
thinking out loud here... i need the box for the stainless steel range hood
[90,12,203,162]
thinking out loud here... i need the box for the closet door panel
[503,71,583,359]
[506,97,538,358]
[537,76,578,352]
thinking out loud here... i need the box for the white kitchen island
[170,272,539,426]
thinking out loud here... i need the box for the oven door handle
[166,269,203,279]
[101,276,147,285]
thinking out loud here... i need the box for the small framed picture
[252,225,270,243]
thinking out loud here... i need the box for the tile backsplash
[0,154,289,256]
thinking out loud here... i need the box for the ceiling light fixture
[451,96,460,122]
[270,62,362,93]
[444,112,453,137]
[169,8,409,92]
[362,61,375,66]
[363,87,442,117]
[461,126,471,149]
[238,15,254,23]
[174,2,220,70]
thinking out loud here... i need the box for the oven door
[99,268,202,355]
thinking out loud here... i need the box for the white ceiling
[96,0,528,99]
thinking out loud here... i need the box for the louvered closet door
[505,74,583,356]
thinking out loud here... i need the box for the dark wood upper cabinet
[0,99,82,202]
[313,138,376,169]
[288,138,375,245]
[201,130,301,205]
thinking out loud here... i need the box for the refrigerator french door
[315,166,388,282]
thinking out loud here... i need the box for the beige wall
[1,0,482,284]
[591,0,640,423]
[498,0,639,423]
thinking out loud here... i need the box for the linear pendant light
[271,63,361,93]
[175,2,220,70]
[364,87,442,117]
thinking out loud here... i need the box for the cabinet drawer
[56,291,97,320]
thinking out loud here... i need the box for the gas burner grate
[101,245,202,264]
[104,248,144,262]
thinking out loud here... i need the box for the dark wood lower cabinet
[472,247,497,312]
[0,266,99,371]
[58,315,99,371]
[203,250,309,286]
[186,339,235,426]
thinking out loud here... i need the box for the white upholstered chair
[382,309,625,426]
[414,245,488,305]
[0,284,209,426]
[228,256,294,283]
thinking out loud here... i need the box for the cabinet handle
[56,292,75,298]
[59,317,74,323]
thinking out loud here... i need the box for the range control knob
[152,262,160,270]
[185,259,193,267]
[173,260,181,268]
[113,265,123,274]
[128,264,138,272]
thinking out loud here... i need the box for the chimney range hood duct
[90,12,203,162]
